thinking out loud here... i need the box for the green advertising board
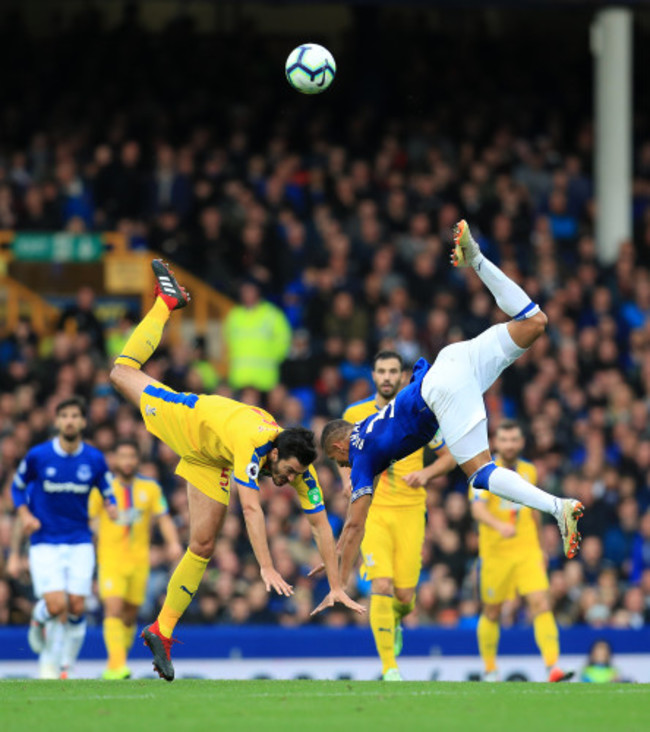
[12,233,104,262]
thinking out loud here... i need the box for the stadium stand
[1,7,650,636]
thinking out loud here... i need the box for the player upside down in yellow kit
[109,260,363,681]
[89,439,183,680]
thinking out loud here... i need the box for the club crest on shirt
[77,464,92,482]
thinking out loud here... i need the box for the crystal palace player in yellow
[470,420,573,682]
[340,351,455,681]
[89,439,183,680]
[109,260,363,681]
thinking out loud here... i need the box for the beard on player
[376,378,400,401]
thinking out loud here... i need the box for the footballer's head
[55,396,87,442]
[113,439,140,480]
[494,419,525,464]
[372,350,404,401]
[320,419,354,467]
[268,427,317,486]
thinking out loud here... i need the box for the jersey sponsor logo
[115,507,144,526]
[246,462,260,481]
[46,467,57,477]
[145,405,157,416]
[43,480,90,494]
[77,464,92,482]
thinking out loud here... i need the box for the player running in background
[109,260,363,681]
[11,396,117,679]
[340,351,454,681]
[89,439,183,680]
[471,420,573,682]
[317,220,583,609]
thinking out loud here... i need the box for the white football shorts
[421,323,525,463]
[29,543,95,598]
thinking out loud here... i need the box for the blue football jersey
[11,438,115,545]
[349,358,440,502]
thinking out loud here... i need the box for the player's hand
[307,561,326,578]
[105,502,119,521]
[499,523,516,538]
[167,542,184,564]
[21,511,41,536]
[403,471,422,487]
[261,566,294,596]
[310,588,366,616]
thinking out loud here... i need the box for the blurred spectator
[581,640,622,683]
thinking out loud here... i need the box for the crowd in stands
[1,8,650,632]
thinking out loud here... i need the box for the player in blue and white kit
[316,221,584,611]
[11,396,117,679]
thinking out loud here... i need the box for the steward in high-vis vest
[224,281,292,392]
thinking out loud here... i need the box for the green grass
[1,680,647,732]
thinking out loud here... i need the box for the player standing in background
[317,220,584,610]
[109,260,363,681]
[471,420,573,682]
[340,351,454,681]
[89,439,183,680]
[10,397,117,679]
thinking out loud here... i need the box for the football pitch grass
[1,679,647,732]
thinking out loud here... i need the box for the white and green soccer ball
[285,43,336,94]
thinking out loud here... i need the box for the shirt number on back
[366,401,396,434]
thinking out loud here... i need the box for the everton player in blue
[316,221,583,612]
[12,396,117,678]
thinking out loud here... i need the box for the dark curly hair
[274,427,317,466]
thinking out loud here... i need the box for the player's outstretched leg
[452,220,544,348]
[110,260,190,407]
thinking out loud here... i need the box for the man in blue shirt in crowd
[12,396,117,679]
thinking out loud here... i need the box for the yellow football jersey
[343,396,444,509]
[89,474,168,568]
[140,387,324,513]
[470,457,541,557]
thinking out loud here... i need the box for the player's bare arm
[306,509,365,615]
[403,445,457,487]
[471,498,516,538]
[336,492,373,587]
[236,482,294,596]
[16,504,41,536]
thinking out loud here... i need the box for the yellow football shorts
[360,505,426,588]
[479,552,549,604]
[98,563,150,606]
[140,385,231,505]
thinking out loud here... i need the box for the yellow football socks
[477,614,500,673]
[534,611,560,668]
[158,549,209,638]
[103,617,127,671]
[370,593,397,674]
[123,623,137,656]
[393,596,415,623]
[115,298,170,370]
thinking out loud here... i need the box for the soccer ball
[285,44,336,95]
